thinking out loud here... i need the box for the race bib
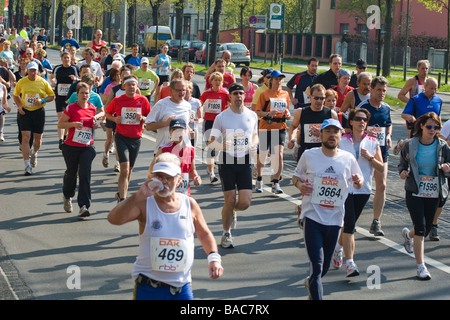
[228,131,251,157]
[302,92,311,105]
[138,78,154,91]
[368,126,386,147]
[151,237,188,273]
[72,126,92,145]
[176,173,190,195]
[159,66,169,76]
[204,99,221,114]
[270,97,287,113]
[189,110,196,122]
[311,176,345,207]
[304,123,322,143]
[24,94,40,107]
[57,83,71,96]
[121,107,141,125]
[413,175,439,198]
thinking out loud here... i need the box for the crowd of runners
[0,28,449,300]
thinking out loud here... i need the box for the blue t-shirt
[358,100,392,157]
[402,92,442,118]
[67,90,103,109]
[60,38,80,51]
[124,55,141,68]
[416,139,438,177]
[40,58,53,81]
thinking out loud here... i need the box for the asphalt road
[0,49,449,304]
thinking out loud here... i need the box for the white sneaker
[78,205,90,218]
[0,132,4,142]
[102,153,109,168]
[221,232,234,248]
[255,180,262,193]
[332,249,343,269]
[402,227,414,254]
[24,165,32,176]
[417,264,431,280]
[209,171,218,183]
[272,182,283,194]
[346,262,360,277]
[63,197,72,213]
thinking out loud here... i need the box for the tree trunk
[382,0,393,77]
[209,0,223,65]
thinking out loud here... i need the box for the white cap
[27,61,39,70]
[141,57,149,64]
[151,162,181,177]
[113,54,123,60]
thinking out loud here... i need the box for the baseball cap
[113,54,123,60]
[261,68,273,77]
[228,82,245,93]
[169,118,187,130]
[320,118,344,131]
[356,59,368,68]
[151,161,181,177]
[270,70,286,78]
[141,57,149,64]
[27,61,39,70]
[110,44,119,50]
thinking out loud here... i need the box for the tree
[382,0,394,77]
[209,0,222,65]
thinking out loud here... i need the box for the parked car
[166,39,190,58]
[217,42,250,66]
[183,41,205,62]
[194,42,221,64]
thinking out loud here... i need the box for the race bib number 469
[151,237,188,273]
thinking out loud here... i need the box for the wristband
[207,252,221,264]
[41,98,46,104]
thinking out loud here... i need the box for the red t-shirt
[205,72,235,90]
[64,102,97,147]
[332,85,354,111]
[200,88,230,121]
[160,141,195,196]
[106,94,151,138]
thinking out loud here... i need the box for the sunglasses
[231,91,245,96]
[312,96,325,101]
[425,125,440,130]
[353,116,368,122]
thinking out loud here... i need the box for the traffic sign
[248,14,267,29]
[269,3,283,30]
[138,23,145,31]
[249,15,257,25]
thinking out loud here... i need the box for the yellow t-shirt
[14,76,55,111]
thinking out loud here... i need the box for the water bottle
[148,179,164,191]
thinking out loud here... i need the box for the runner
[357,76,392,236]
[76,47,103,89]
[292,118,363,300]
[13,61,55,175]
[107,152,223,300]
[398,60,430,138]
[51,51,79,149]
[205,58,235,90]
[105,75,151,202]
[205,50,235,77]
[182,63,200,99]
[58,82,104,217]
[100,43,120,72]
[184,81,202,146]
[334,109,384,276]
[158,69,184,101]
[124,43,141,68]
[399,112,450,280]
[85,29,106,54]
[0,79,10,142]
[287,57,318,109]
[60,30,80,52]
[199,72,230,183]
[151,43,171,103]
[133,57,159,102]
[149,118,201,197]
[340,72,372,115]
[309,53,342,90]
[66,73,104,113]
[145,78,191,149]
[240,66,258,109]
[331,68,353,112]
[209,82,259,248]
[349,59,367,88]
[251,68,272,111]
[254,70,291,194]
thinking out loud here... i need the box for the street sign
[248,14,267,29]
[269,3,282,30]
[138,23,145,31]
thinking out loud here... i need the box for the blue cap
[320,118,343,131]
[110,43,119,50]
[338,68,350,78]
[169,118,187,130]
[270,70,286,78]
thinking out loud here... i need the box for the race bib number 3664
[311,176,345,207]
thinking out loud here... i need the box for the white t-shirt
[440,119,450,140]
[145,97,191,149]
[187,97,202,131]
[339,133,379,194]
[294,147,362,227]
[210,107,258,158]
[76,60,103,79]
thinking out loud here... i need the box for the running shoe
[402,227,414,254]
[59,139,64,150]
[304,276,312,300]
[272,182,283,194]
[30,151,37,168]
[221,232,234,248]
[346,262,360,277]
[102,153,109,168]
[429,225,440,241]
[24,165,32,176]
[209,171,218,183]
[417,264,431,280]
[78,205,90,218]
[370,219,385,236]
[332,249,343,269]
[63,197,72,213]
[114,162,120,172]
[255,180,263,193]
[0,132,4,142]
[393,139,405,155]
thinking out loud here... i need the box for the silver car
[217,43,250,66]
